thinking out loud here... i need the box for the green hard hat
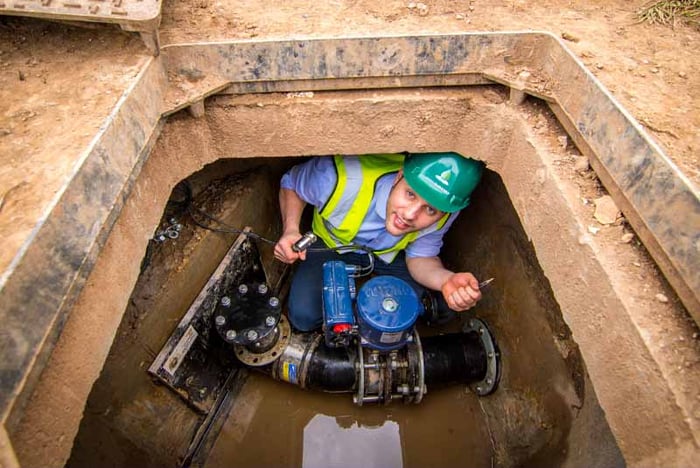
[403,152,485,213]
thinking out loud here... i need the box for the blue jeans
[287,242,426,331]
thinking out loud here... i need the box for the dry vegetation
[638,0,700,27]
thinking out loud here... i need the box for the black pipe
[259,330,487,393]
[304,343,356,392]
[421,331,487,387]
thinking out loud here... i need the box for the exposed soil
[0,0,697,279]
[1,2,699,466]
[0,0,697,300]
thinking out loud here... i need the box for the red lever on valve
[332,323,352,334]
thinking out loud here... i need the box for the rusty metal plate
[0,0,160,25]
[0,0,162,51]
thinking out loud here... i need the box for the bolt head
[381,297,398,312]
[246,330,259,341]
[265,316,276,327]
[225,330,236,340]
[221,296,231,307]
[257,283,269,294]
[238,284,248,295]
[269,297,280,308]
[215,315,226,326]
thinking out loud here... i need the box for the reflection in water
[303,415,402,468]
[205,373,492,468]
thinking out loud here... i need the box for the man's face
[385,171,445,236]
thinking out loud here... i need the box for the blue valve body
[356,276,422,351]
[322,261,356,346]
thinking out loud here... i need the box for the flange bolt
[238,284,248,295]
[265,316,276,327]
[269,297,280,308]
[221,296,231,307]
[247,330,259,341]
[258,283,269,295]
[225,330,236,341]
[215,315,226,326]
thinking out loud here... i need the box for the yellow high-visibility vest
[311,154,449,263]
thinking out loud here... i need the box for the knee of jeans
[287,295,323,332]
[287,308,322,332]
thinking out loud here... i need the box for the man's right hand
[274,231,307,264]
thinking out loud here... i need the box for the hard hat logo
[403,152,485,213]
[437,168,452,185]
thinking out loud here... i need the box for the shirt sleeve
[280,157,338,209]
[404,212,460,258]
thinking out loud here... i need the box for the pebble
[578,233,593,245]
[593,195,620,225]
[561,31,580,43]
[620,232,635,243]
[655,293,669,303]
[595,63,604,70]
[651,67,659,74]
[407,2,416,8]
[574,156,589,172]
[678,71,687,79]
[557,135,568,148]
[587,226,600,235]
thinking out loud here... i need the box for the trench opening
[67,88,626,468]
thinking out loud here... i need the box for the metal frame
[1,32,697,438]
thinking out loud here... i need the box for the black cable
[186,201,376,276]
[187,204,276,245]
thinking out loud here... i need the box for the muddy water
[205,372,494,468]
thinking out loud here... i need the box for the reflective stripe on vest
[312,154,449,263]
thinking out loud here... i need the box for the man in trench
[274,152,486,331]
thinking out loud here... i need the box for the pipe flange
[354,339,365,406]
[464,318,501,396]
[234,315,292,367]
[413,329,426,404]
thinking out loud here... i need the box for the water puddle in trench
[205,372,493,468]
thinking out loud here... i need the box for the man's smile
[391,212,413,231]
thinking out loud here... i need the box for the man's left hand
[440,272,482,311]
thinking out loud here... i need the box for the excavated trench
[4,33,699,468]
[62,87,627,468]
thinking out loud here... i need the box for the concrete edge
[0,56,167,429]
